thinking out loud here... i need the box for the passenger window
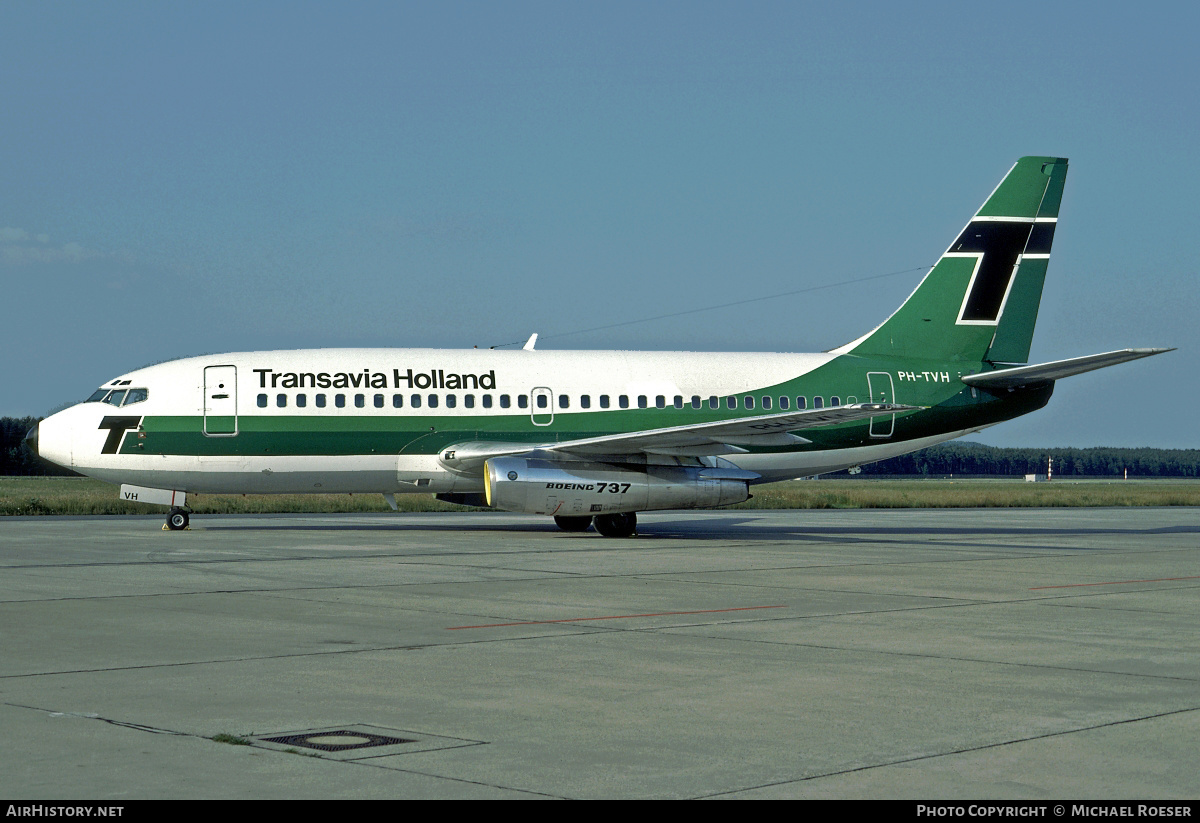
[464,394,475,408]
[411,394,422,408]
[393,394,403,408]
[354,394,365,408]
[796,396,807,410]
[297,394,307,408]
[830,396,841,406]
[374,394,384,408]
[518,395,528,409]
[814,397,824,409]
[559,395,569,409]
[483,394,493,408]
[257,394,268,408]
[316,394,327,408]
[726,396,737,409]
[428,394,439,408]
[655,395,665,409]
[600,395,610,408]
[762,396,772,410]
[536,394,548,409]
[619,395,629,409]
[336,394,346,408]
[778,396,789,410]
[744,396,755,410]
[446,394,456,408]
[581,395,591,409]
[690,396,701,409]
[709,396,719,409]
[277,394,287,408]
[638,396,648,409]
[500,395,510,408]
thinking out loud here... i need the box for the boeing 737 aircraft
[27,157,1170,536]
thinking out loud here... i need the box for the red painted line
[448,605,786,630]
[1031,575,1200,590]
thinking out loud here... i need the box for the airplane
[26,156,1171,536]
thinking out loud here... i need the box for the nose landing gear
[165,507,190,531]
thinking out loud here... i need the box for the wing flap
[545,403,918,457]
[439,403,917,471]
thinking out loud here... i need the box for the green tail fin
[840,156,1068,363]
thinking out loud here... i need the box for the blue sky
[2,1,1196,448]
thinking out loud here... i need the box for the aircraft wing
[544,403,919,458]
[438,403,918,473]
[962,348,1173,389]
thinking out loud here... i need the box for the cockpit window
[87,388,148,406]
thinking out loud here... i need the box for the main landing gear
[166,507,190,531]
[594,512,637,537]
[553,515,593,532]
[553,512,638,537]
[554,513,638,537]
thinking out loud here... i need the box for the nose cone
[30,409,76,470]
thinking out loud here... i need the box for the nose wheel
[166,508,190,531]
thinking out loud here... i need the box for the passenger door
[204,365,238,436]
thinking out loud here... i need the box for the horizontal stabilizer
[962,348,1173,389]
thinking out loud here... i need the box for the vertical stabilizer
[840,157,1068,363]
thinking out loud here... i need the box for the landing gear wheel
[166,508,189,531]
[593,512,637,537]
[554,515,593,532]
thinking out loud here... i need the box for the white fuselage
[36,347,978,496]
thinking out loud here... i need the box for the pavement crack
[695,705,1200,799]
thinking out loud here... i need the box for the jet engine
[483,456,752,516]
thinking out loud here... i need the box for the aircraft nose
[25,423,39,456]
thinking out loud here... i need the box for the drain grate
[260,730,416,752]
[248,724,487,761]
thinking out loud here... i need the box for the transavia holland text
[253,368,497,391]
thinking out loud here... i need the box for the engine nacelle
[483,457,751,516]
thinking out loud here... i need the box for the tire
[167,508,189,531]
[593,512,637,537]
[554,515,593,532]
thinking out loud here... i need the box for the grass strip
[4,476,1200,516]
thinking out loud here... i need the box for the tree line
[858,441,1200,478]
[3,415,1198,478]
[2,417,77,476]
